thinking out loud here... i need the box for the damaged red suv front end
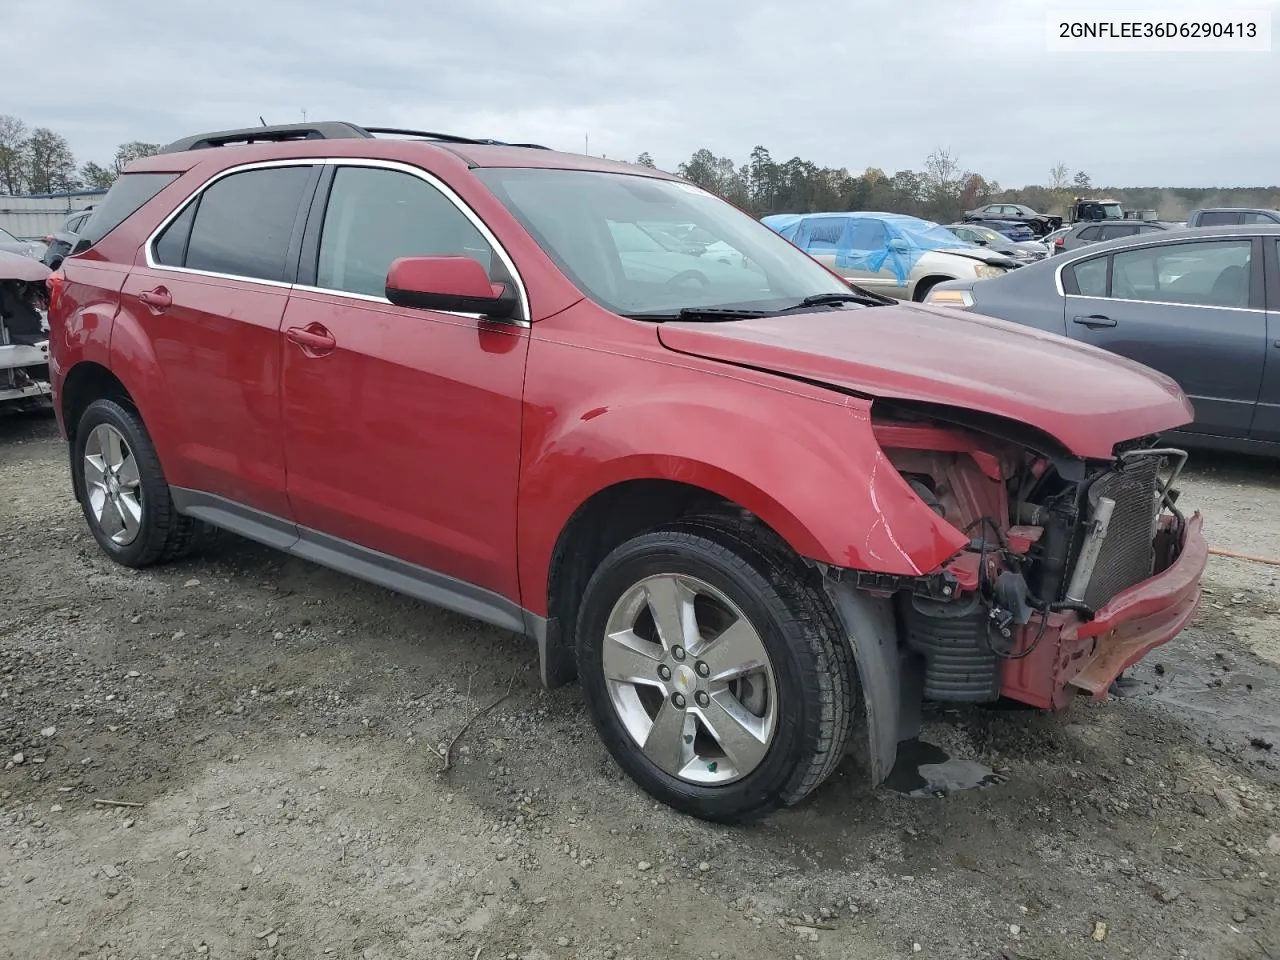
[871,415,1205,712]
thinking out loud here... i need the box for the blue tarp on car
[761,212,975,287]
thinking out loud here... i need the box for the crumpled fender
[518,374,969,619]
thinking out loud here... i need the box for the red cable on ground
[1208,547,1280,567]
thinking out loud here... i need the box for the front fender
[518,375,968,617]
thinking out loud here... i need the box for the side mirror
[385,256,518,320]
[888,238,910,253]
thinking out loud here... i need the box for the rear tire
[575,516,857,822]
[71,397,209,568]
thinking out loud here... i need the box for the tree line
[642,146,1280,223]
[4,114,1276,222]
[0,115,159,195]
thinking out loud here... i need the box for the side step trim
[169,487,536,638]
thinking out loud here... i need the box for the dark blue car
[922,223,1280,456]
[967,218,1037,242]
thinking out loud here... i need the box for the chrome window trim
[1053,229,1260,297]
[1063,293,1264,314]
[142,156,532,326]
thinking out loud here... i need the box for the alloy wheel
[83,423,143,546]
[601,573,778,785]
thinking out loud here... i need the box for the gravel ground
[2,409,1278,960]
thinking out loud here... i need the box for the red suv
[47,122,1208,821]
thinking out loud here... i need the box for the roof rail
[159,122,373,154]
[159,121,550,154]
[361,127,550,150]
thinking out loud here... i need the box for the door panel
[1252,239,1280,441]
[119,270,291,514]
[280,162,529,600]
[1061,238,1265,438]
[115,164,317,516]
[280,293,528,598]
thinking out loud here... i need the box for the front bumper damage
[824,418,1209,786]
[1001,511,1206,709]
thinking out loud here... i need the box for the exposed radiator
[1080,457,1160,609]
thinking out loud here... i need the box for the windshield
[0,226,18,243]
[473,168,849,316]
[1101,203,1123,219]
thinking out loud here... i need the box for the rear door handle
[285,324,336,356]
[1072,314,1117,329]
[138,287,171,310]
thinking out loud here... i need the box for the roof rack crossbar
[160,121,373,154]
[159,121,551,155]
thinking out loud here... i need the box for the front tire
[576,518,857,822]
[72,397,207,568]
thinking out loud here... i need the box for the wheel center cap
[106,476,119,495]
[672,664,697,694]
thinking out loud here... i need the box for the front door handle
[1072,314,1117,329]
[138,287,172,311]
[285,324,336,356]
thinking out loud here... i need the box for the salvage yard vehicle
[0,224,44,260]
[1056,217,1177,253]
[47,121,1208,822]
[923,224,1280,456]
[0,250,52,410]
[762,211,1022,302]
[1186,207,1280,227]
[962,218,1038,243]
[945,222,1048,262]
[961,202,1060,237]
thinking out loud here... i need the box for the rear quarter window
[78,172,179,245]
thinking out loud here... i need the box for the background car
[763,211,1021,301]
[959,218,1035,242]
[1058,218,1179,253]
[922,224,1280,455]
[945,222,1048,261]
[1187,207,1280,227]
[1040,225,1072,255]
[0,224,44,260]
[40,208,94,270]
[962,202,1061,236]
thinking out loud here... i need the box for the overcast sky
[8,0,1279,187]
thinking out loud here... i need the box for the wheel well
[61,363,132,440]
[912,276,954,302]
[547,480,749,649]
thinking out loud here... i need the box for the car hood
[656,303,1193,459]
[935,246,1020,268]
[0,248,51,282]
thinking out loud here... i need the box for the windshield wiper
[795,290,894,308]
[628,307,774,322]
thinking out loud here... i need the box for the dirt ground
[2,410,1278,960]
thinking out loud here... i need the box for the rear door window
[1110,239,1253,307]
[1099,224,1140,241]
[78,172,178,246]
[1196,211,1242,226]
[178,166,315,282]
[1070,257,1109,297]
